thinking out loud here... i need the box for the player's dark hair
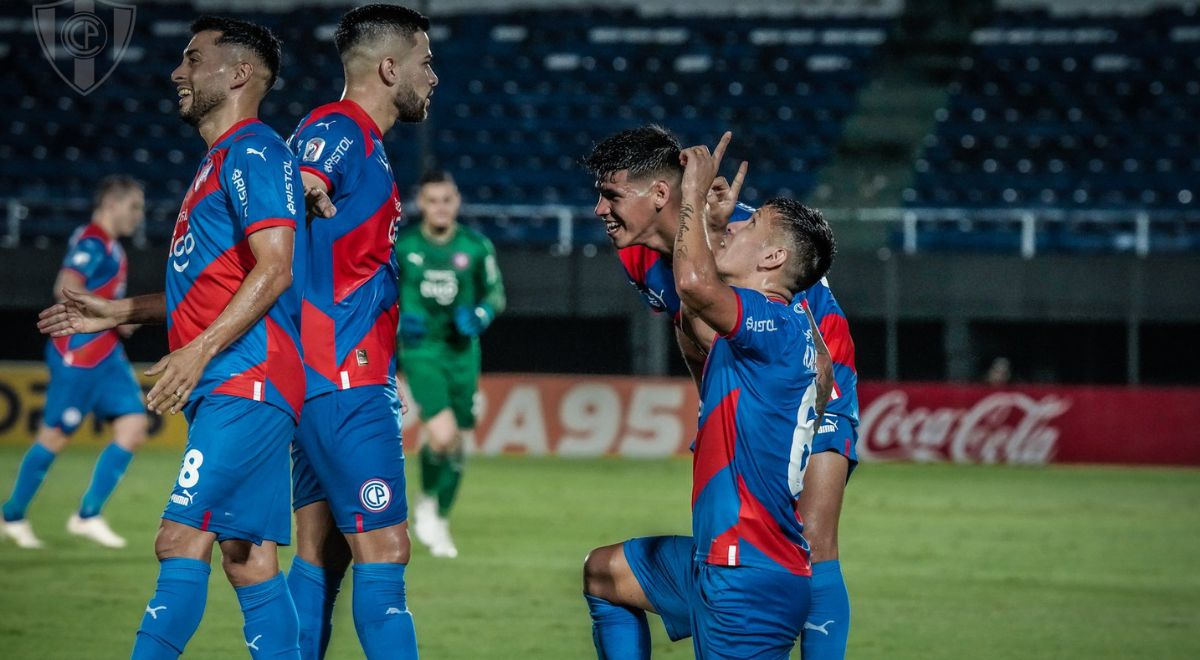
[93,174,143,209]
[764,198,835,293]
[335,4,431,56]
[190,16,283,89]
[419,170,456,187]
[583,125,683,183]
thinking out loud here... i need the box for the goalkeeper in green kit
[395,170,505,558]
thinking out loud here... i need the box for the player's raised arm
[673,132,742,336]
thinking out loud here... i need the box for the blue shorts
[292,385,408,534]
[43,347,144,434]
[161,395,294,545]
[625,535,811,659]
[813,413,859,477]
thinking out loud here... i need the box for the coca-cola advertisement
[857,383,1200,466]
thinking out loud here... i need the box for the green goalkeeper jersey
[395,224,505,350]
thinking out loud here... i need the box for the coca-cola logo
[859,390,1072,465]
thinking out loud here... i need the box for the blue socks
[2,443,57,521]
[352,563,417,659]
[585,594,650,660]
[132,558,210,659]
[80,442,134,518]
[288,556,345,659]
[236,572,301,659]
[801,560,851,659]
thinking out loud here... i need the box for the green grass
[1,445,1199,659]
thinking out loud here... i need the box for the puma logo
[385,607,404,615]
[246,147,267,161]
[804,620,835,635]
[145,604,167,620]
[315,120,336,130]
[246,634,262,650]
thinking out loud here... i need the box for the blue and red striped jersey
[616,202,859,426]
[693,288,820,576]
[51,223,128,368]
[288,100,402,399]
[166,118,306,420]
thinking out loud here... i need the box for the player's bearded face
[179,86,226,126]
[172,33,229,127]
[394,32,437,123]
[394,85,427,123]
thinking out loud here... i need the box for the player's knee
[348,524,411,564]
[583,546,616,598]
[36,427,69,453]
[220,542,279,586]
[114,415,149,451]
[153,523,208,562]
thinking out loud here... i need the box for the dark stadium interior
[0,0,1196,383]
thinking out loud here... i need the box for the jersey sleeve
[226,138,301,236]
[293,115,357,195]
[476,235,506,314]
[61,237,107,280]
[723,287,796,362]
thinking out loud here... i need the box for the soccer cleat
[67,513,126,548]
[1,519,44,549]
[430,518,458,559]
[412,496,439,550]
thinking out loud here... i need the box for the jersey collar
[211,117,262,147]
[334,98,383,139]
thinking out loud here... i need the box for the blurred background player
[1,175,148,550]
[284,5,436,658]
[40,16,306,658]
[583,124,859,658]
[396,169,506,559]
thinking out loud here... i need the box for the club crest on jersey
[194,160,214,192]
[359,479,391,512]
[453,252,470,270]
[302,137,325,163]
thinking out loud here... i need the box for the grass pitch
[1,445,1198,659]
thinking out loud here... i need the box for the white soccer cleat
[1,519,44,549]
[430,518,458,559]
[412,496,439,550]
[67,513,127,548]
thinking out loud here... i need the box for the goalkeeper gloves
[454,304,495,338]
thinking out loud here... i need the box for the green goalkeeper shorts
[401,342,481,429]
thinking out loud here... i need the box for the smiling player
[583,125,860,658]
[39,16,306,658]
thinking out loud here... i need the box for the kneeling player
[583,134,835,659]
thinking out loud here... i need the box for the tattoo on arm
[675,202,695,259]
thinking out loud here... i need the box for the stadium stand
[906,3,1200,252]
[0,2,894,247]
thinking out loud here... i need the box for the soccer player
[283,5,436,658]
[582,125,860,658]
[395,170,505,559]
[1,175,148,550]
[586,132,835,658]
[38,17,305,658]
